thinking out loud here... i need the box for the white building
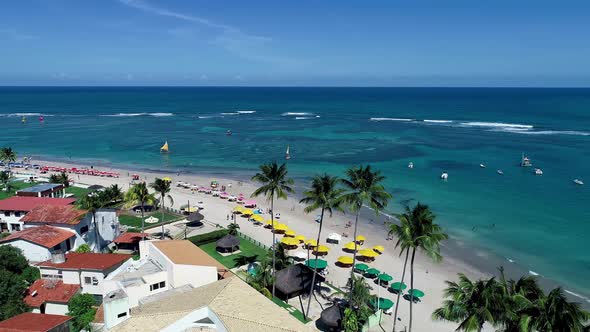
[20,205,120,252]
[24,279,80,315]
[102,240,228,317]
[0,196,76,233]
[37,252,132,301]
[0,226,77,262]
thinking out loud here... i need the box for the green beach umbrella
[377,273,393,282]
[354,263,369,272]
[408,289,425,298]
[305,258,328,270]
[365,267,380,276]
[370,297,394,310]
[390,282,407,291]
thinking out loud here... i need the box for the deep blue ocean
[1,87,589,299]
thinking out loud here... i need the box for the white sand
[23,160,491,331]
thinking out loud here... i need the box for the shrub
[188,229,229,246]
[75,244,91,253]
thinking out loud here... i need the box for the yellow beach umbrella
[305,239,318,247]
[281,237,300,246]
[273,223,288,231]
[241,209,254,216]
[344,241,360,251]
[233,206,243,213]
[295,235,306,242]
[355,235,366,242]
[314,245,329,253]
[251,215,264,222]
[184,206,198,213]
[162,176,172,182]
[337,256,354,265]
[265,220,276,226]
[373,245,385,253]
[359,249,379,258]
[284,230,296,237]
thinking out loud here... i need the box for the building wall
[79,271,107,295]
[0,211,25,233]
[172,265,217,289]
[0,241,51,263]
[104,296,130,329]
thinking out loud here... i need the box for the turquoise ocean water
[1,87,589,300]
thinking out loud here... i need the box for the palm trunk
[305,206,325,319]
[408,248,416,332]
[141,200,146,240]
[160,194,165,240]
[271,196,276,298]
[392,248,409,332]
[348,208,361,303]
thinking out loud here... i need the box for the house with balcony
[0,225,77,262]
[0,196,75,233]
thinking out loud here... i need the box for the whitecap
[369,117,414,122]
[295,117,315,120]
[528,270,540,276]
[282,112,313,116]
[507,258,515,263]
[149,113,173,117]
[565,290,590,303]
[506,130,590,136]
[101,113,146,117]
[221,112,240,115]
[237,110,256,114]
[460,121,533,130]
[423,119,453,124]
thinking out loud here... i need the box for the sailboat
[285,145,291,160]
[160,141,169,153]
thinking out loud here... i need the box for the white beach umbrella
[328,233,342,242]
[290,251,308,260]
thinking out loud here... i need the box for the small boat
[285,145,291,160]
[497,170,504,175]
[408,162,414,169]
[573,179,584,185]
[21,116,26,124]
[160,141,169,153]
[440,172,449,181]
[534,168,543,176]
[521,153,532,167]
[480,164,486,168]
[226,130,232,136]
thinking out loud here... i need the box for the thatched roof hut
[216,234,240,253]
[274,263,325,301]
[319,304,344,331]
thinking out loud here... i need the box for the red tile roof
[113,232,149,244]
[0,197,76,212]
[24,279,80,308]
[20,205,87,225]
[38,252,131,271]
[0,313,72,332]
[0,226,75,248]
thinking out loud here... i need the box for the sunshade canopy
[373,245,385,253]
[314,245,329,253]
[377,273,393,282]
[354,263,369,271]
[280,237,300,246]
[408,289,425,298]
[359,249,379,258]
[355,235,366,242]
[337,256,354,265]
[344,242,359,250]
[284,230,296,236]
[365,267,380,276]
[390,282,407,291]
[305,259,328,269]
[305,239,318,247]
[371,297,394,310]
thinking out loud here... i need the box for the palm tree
[0,171,11,192]
[49,172,70,188]
[340,165,391,302]
[398,203,447,332]
[103,184,124,205]
[523,287,590,332]
[497,267,544,332]
[150,178,174,239]
[251,162,294,298]
[388,206,413,332]
[125,182,156,239]
[227,222,240,236]
[246,255,275,299]
[77,194,106,253]
[299,174,344,318]
[0,147,17,174]
[433,274,504,332]
[343,274,376,331]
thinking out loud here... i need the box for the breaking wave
[369,117,413,122]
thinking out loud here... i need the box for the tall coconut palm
[0,147,17,174]
[104,184,124,204]
[150,178,174,239]
[433,274,504,332]
[523,287,590,332]
[340,165,391,302]
[77,193,106,253]
[125,182,156,240]
[399,203,447,332]
[251,162,294,298]
[388,206,413,332]
[299,174,344,318]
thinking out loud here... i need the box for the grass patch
[271,297,312,323]
[198,236,267,269]
[0,181,38,200]
[118,211,183,229]
[65,186,90,198]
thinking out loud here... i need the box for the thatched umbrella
[274,264,325,302]
[319,304,344,330]
[216,234,240,253]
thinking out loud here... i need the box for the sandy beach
[19,159,491,331]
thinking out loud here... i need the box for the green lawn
[118,211,183,229]
[0,181,37,200]
[65,186,90,198]
[198,236,268,269]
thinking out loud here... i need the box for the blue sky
[1,0,590,86]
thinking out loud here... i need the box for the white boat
[573,179,584,185]
[408,162,414,169]
[480,164,486,168]
[285,145,291,160]
[535,168,543,176]
[521,153,532,167]
[497,170,504,175]
[440,172,449,181]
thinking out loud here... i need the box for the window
[53,244,61,250]
[150,281,165,292]
[14,211,21,217]
[11,224,20,231]
[84,277,92,284]
[92,277,99,286]
[41,274,62,280]
[117,312,127,318]
[159,281,165,288]
[80,226,89,234]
